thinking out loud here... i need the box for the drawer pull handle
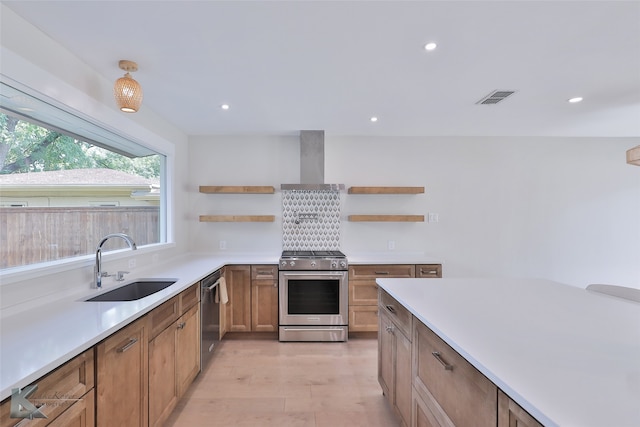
[117,338,138,353]
[177,322,186,330]
[432,351,453,371]
[375,271,389,275]
[257,270,272,275]
[385,304,396,314]
[422,269,437,275]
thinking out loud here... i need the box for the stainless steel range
[278,250,348,342]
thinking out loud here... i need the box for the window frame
[0,75,176,285]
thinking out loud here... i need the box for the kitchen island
[376,277,640,427]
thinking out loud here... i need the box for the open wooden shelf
[348,186,424,194]
[199,186,275,194]
[348,215,425,222]
[199,215,276,222]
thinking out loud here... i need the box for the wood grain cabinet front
[378,290,413,427]
[349,265,415,332]
[96,317,149,427]
[413,320,497,427]
[0,349,95,427]
[225,265,278,333]
[149,283,201,427]
[251,265,278,332]
[498,390,543,427]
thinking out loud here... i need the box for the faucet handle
[116,271,129,281]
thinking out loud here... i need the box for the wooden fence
[0,206,160,269]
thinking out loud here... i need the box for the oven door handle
[280,272,346,278]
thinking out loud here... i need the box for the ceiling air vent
[476,90,516,105]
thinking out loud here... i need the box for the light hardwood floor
[165,337,401,427]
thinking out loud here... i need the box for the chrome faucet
[94,233,137,288]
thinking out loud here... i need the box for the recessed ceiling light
[370,117,378,123]
[424,42,437,51]
[568,97,583,103]
[221,104,230,110]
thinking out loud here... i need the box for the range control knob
[331,261,338,269]
[289,260,296,267]
[310,261,317,268]
[340,261,347,269]
[281,260,287,268]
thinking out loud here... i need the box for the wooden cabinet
[96,316,149,427]
[176,303,201,397]
[148,316,178,427]
[149,284,201,427]
[378,289,413,427]
[226,265,252,332]
[349,265,415,332]
[498,390,543,427]
[225,264,278,333]
[413,320,497,427]
[415,264,442,278]
[251,265,278,332]
[0,349,95,427]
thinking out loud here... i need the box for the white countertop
[0,251,434,402]
[376,277,640,427]
[0,252,278,401]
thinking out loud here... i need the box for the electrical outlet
[388,240,395,250]
[128,258,136,268]
[428,213,439,223]
[219,240,227,250]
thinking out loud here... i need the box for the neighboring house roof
[0,168,159,187]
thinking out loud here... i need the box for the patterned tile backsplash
[282,190,341,250]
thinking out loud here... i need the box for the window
[0,83,166,270]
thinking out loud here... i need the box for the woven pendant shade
[114,73,143,112]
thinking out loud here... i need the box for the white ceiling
[4,0,640,137]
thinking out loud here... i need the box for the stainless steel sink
[85,279,177,302]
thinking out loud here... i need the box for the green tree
[0,112,159,178]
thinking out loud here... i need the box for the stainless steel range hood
[281,130,345,191]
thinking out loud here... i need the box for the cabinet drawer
[349,305,379,332]
[349,264,415,279]
[149,296,179,340]
[179,283,200,313]
[349,279,379,305]
[251,265,278,280]
[413,321,497,427]
[379,289,412,337]
[415,264,442,278]
[0,349,94,427]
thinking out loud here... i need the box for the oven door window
[288,279,340,315]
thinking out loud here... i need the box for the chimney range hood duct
[281,130,345,191]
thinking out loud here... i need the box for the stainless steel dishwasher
[201,269,221,369]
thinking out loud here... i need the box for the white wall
[189,134,640,289]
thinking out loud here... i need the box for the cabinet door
[251,278,278,332]
[349,305,379,332]
[498,390,543,427]
[395,327,412,427]
[96,317,148,427]
[148,324,177,427]
[48,389,95,427]
[378,309,394,399]
[177,304,201,397]
[413,321,496,427]
[379,308,412,426]
[226,265,251,332]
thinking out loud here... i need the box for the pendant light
[114,60,143,113]
[627,145,640,166]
